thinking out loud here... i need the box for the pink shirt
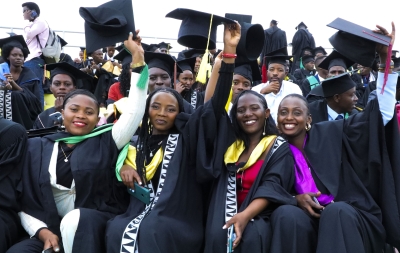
[23,17,49,61]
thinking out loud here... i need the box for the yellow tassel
[196,52,210,84]
[196,14,213,84]
[224,87,233,112]
[83,49,87,61]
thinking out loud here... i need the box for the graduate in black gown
[0,36,42,129]
[269,24,400,252]
[260,20,287,67]
[33,62,92,129]
[7,33,149,253]
[293,54,316,85]
[299,55,328,97]
[105,20,241,253]
[0,118,27,252]
[176,56,204,109]
[291,22,316,74]
[308,50,360,124]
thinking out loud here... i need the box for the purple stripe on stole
[289,135,334,205]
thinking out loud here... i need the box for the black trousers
[269,202,386,253]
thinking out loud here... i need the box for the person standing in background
[22,2,48,106]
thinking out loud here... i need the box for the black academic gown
[181,89,205,110]
[17,67,41,101]
[0,118,27,252]
[293,68,315,85]
[0,88,42,130]
[260,26,287,66]
[291,29,316,74]
[105,62,234,253]
[300,75,320,97]
[268,98,400,252]
[93,65,116,106]
[32,107,56,129]
[12,130,129,253]
[203,138,295,253]
[308,99,359,125]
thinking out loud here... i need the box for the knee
[271,205,304,225]
[321,202,356,221]
[60,209,80,235]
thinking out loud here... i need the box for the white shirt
[327,105,344,121]
[252,80,303,123]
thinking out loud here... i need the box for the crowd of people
[0,1,400,253]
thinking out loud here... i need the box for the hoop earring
[305,123,311,131]
[263,118,267,135]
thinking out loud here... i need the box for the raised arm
[209,22,241,118]
[374,22,398,126]
[204,51,222,103]
[112,31,148,149]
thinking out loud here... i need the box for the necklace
[148,140,163,157]
[60,144,74,162]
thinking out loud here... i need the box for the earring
[305,123,311,131]
[263,118,267,135]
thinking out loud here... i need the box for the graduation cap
[321,72,356,97]
[27,126,59,138]
[393,57,400,68]
[158,42,172,50]
[145,51,181,77]
[0,35,30,54]
[319,50,354,71]
[302,54,315,64]
[166,8,235,50]
[224,13,265,62]
[302,46,313,56]
[80,47,86,52]
[177,56,197,72]
[225,13,252,24]
[57,35,68,48]
[46,62,93,83]
[234,60,261,83]
[296,22,307,30]
[392,50,398,59]
[79,0,135,54]
[327,17,391,68]
[264,47,291,66]
[183,49,206,59]
[114,48,132,65]
[312,46,327,56]
[145,44,160,52]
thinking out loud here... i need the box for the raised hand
[124,30,145,65]
[373,22,396,59]
[223,21,241,50]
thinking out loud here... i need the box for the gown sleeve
[112,68,149,150]
[175,62,236,183]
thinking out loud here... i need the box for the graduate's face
[50,74,76,98]
[8,47,25,67]
[91,50,103,63]
[335,87,358,113]
[148,68,171,93]
[178,70,194,90]
[107,46,115,58]
[304,61,315,71]
[236,93,270,137]
[194,57,202,73]
[62,95,100,136]
[277,97,311,138]
[160,48,168,54]
[79,51,84,60]
[268,63,286,85]
[232,74,251,101]
[328,66,346,77]
[149,92,179,135]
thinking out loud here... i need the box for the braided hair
[135,88,184,184]
[230,90,279,149]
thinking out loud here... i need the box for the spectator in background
[22,2,48,106]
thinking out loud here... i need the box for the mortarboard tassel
[224,86,233,112]
[83,49,87,62]
[196,14,213,84]
[381,43,393,94]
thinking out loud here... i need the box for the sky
[0,0,398,59]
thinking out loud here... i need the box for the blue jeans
[24,57,45,106]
